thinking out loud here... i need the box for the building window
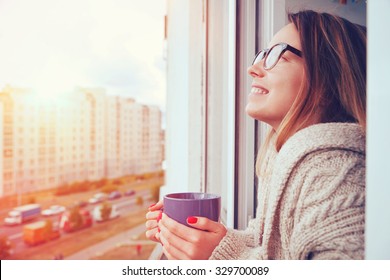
[4,172,13,181]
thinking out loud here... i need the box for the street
[1,189,151,256]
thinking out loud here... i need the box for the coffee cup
[163,192,221,226]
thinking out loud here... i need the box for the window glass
[0,0,165,260]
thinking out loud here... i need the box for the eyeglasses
[252,43,302,70]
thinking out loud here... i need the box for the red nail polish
[157,211,162,222]
[187,216,198,224]
[149,203,156,208]
[158,228,161,233]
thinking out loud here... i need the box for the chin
[245,105,263,121]
[245,109,278,128]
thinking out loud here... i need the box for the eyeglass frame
[252,42,303,70]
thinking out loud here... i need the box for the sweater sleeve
[209,218,265,260]
[283,150,365,260]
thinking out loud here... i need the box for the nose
[247,62,265,78]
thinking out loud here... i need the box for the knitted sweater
[210,123,365,260]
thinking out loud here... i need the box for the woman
[146,10,366,260]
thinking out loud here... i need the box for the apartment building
[0,86,163,197]
[105,95,163,178]
[0,86,40,196]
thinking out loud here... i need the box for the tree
[69,206,83,231]
[136,196,144,206]
[79,180,91,192]
[95,178,108,189]
[150,185,160,202]
[0,236,12,259]
[100,202,112,222]
[113,179,122,185]
[43,219,53,241]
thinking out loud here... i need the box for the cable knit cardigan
[210,123,365,260]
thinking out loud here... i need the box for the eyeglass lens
[265,44,284,69]
[253,44,286,69]
[253,51,266,66]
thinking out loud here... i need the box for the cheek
[268,78,301,114]
[273,71,304,108]
[245,67,305,126]
[273,83,299,111]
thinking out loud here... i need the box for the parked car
[124,189,135,196]
[88,192,107,204]
[42,205,66,217]
[108,191,122,200]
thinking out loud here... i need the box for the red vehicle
[59,208,92,233]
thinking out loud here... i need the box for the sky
[0,0,166,109]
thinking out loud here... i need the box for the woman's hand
[156,213,227,260]
[145,200,164,242]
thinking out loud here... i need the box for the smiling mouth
[250,87,269,95]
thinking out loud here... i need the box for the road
[1,189,151,255]
[65,223,154,260]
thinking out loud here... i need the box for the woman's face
[246,23,305,130]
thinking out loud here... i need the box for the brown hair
[256,10,366,176]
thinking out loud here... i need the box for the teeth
[251,87,268,94]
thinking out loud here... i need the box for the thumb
[186,216,224,233]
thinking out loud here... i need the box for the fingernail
[158,228,161,233]
[187,216,198,224]
[157,211,162,222]
[149,203,156,208]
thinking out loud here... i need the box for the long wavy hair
[256,10,366,176]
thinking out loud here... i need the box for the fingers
[145,217,162,243]
[145,200,163,243]
[159,214,216,259]
[186,216,225,233]
[160,213,223,243]
[159,213,200,243]
[145,219,158,230]
[156,231,190,260]
[158,220,191,252]
[148,200,163,211]
[158,214,223,259]
[157,215,195,258]
[145,210,162,220]
[145,227,159,242]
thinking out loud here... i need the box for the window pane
[0,0,165,260]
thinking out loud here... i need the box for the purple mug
[163,192,221,226]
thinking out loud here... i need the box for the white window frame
[203,0,259,230]
[233,0,258,230]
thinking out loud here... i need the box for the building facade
[0,86,163,197]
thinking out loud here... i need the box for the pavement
[65,223,156,260]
